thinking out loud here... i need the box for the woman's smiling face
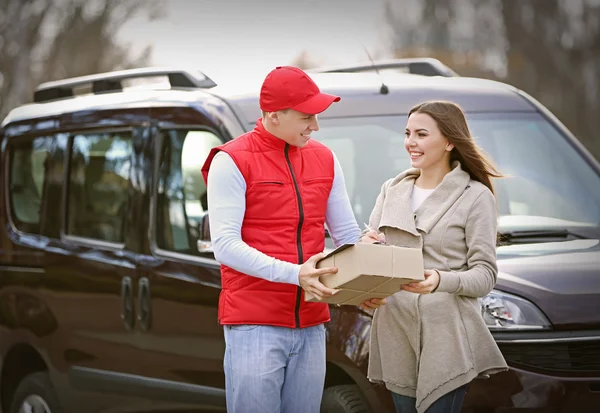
[404,112,453,170]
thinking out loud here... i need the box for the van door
[133,122,227,410]
[38,126,162,412]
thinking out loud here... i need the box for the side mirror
[196,213,213,253]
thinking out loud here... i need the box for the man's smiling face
[275,109,320,148]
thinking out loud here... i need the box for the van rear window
[8,137,52,234]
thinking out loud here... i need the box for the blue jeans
[223,324,326,413]
[392,384,468,413]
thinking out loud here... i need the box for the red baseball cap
[260,66,341,114]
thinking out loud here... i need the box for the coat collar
[379,162,471,236]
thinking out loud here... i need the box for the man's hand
[299,252,339,301]
[401,269,440,294]
[360,297,387,310]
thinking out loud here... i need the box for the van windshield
[312,112,600,236]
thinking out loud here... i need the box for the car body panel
[496,242,600,329]
[1,70,599,413]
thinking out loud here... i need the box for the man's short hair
[262,109,289,117]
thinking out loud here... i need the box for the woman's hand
[360,229,386,244]
[401,269,440,294]
[360,297,387,310]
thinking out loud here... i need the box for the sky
[118,0,392,84]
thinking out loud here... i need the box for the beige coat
[367,162,508,413]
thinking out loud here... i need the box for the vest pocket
[249,180,285,190]
[303,177,331,185]
[301,177,332,218]
[254,180,284,185]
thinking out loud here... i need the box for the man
[201,66,361,413]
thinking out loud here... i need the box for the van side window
[8,137,52,233]
[156,129,222,255]
[66,132,132,243]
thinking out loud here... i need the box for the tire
[10,372,61,413]
[321,384,371,413]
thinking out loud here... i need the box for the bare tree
[0,0,164,119]
[384,0,507,78]
[383,0,600,159]
[0,0,50,117]
[290,49,322,70]
[502,0,600,158]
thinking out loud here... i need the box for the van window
[468,114,600,225]
[156,129,222,255]
[313,116,409,222]
[8,137,52,233]
[314,113,600,233]
[66,132,132,243]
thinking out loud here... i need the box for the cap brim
[290,92,341,115]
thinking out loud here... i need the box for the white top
[207,150,361,286]
[411,184,436,212]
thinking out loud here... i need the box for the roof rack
[311,58,459,78]
[33,67,217,103]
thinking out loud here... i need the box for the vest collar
[253,118,297,151]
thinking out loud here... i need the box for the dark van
[1,63,599,413]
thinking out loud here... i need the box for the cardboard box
[305,243,425,306]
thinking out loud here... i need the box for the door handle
[120,276,134,330]
[137,277,152,331]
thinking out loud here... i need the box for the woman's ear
[446,142,454,152]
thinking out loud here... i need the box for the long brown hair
[408,100,502,194]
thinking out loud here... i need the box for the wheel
[10,372,61,413]
[321,384,371,413]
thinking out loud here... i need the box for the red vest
[201,120,333,328]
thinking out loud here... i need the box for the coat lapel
[415,162,471,234]
[378,162,471,236]
[378,168,420,236]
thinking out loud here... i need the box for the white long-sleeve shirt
[207,150,360,286]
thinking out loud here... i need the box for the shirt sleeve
[435,189,499,297]
[207,151,301,285]
[325,152,361,247]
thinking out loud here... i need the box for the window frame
[60,127,135,250]
[149,124,226,268]
[4,134,54,237]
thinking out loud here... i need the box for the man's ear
[266,111,280,125]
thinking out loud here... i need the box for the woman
[361,101,508,413]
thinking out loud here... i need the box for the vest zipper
[284,143,304,328]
